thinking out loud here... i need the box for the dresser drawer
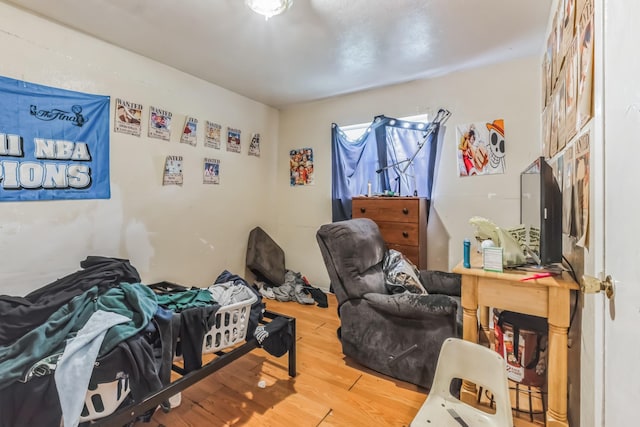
[351,196,428,269]
[377,221,419,246]
[352,198,420,223]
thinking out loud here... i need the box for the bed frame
[91,310,296,427]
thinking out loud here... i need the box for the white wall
[276,45,592,425]
[277,56,542,290]
[0,2,280,295]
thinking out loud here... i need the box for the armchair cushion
[246,226,286,286]
[319,218,386,275]
[419,270,462,297]
[339,297,458,389]
[316,218,388,303]
[362,293,456,319]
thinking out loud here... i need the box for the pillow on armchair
[382,249,428,295]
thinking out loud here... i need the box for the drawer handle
[402,231,409,238]
[402,208,409,215]
[360,207,366,213]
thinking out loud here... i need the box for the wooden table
[453,254,580,427]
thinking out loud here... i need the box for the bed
[0,258,296,427]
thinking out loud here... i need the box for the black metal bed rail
[91,310,296,427]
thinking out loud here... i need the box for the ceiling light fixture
[245,0,293,19]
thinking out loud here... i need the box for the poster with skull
[456,119,506,177]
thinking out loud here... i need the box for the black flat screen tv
[520,156,563,266]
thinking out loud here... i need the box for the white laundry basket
[79,374,130,423]
[201,297,253,353]
[80,294,254,422]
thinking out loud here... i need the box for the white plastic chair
[411,337,513,427]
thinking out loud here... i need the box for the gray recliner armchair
[316,218,462,390]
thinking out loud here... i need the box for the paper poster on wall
[456,119,506,177]
[226,127,241,153]
[552,9,562,83]
[557,1,566,59]
[290,148,314,186]
[547,17,558,91]
[574,133,590,247]
[562,146,574,234]
[204,121,221,149]
[542,59,550,109]
[0,75,110,202]
[577,17,594,130]
[149,106,172,141]
[549,87,559,157]
[248,133,261,157]
[114,98,142,136]
[542,106,552,158]
[203,158,220,184]
[576,0,588,21]
[163,155,183,186]
[562,0,576,57]
[556,75,567,151]
[180,116,198,146]
[552,155,563,193]
[578,0,593,26]
[564,36,579,142]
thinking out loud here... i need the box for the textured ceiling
[4,0,552,108]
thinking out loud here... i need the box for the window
[331,113,443,222]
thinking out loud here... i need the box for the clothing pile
[0,257,158,427]
[0,258,284,427]
[258,269,328,308]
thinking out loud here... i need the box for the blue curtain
[331,115,441,222]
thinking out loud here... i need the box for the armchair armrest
[362,292,458,320]
[419,270,461,297]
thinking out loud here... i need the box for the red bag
[493,310,548,387]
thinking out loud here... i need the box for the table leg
[479,305,491,347]
[460,274,479,404]
[546,288,570,427]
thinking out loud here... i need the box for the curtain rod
[431,109,451,126]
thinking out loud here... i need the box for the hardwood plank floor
[151,293,545,427]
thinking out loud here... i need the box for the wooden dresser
[351,196,429,269]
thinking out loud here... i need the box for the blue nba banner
[0,75,110,201]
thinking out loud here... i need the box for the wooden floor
[151,294,545,427]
